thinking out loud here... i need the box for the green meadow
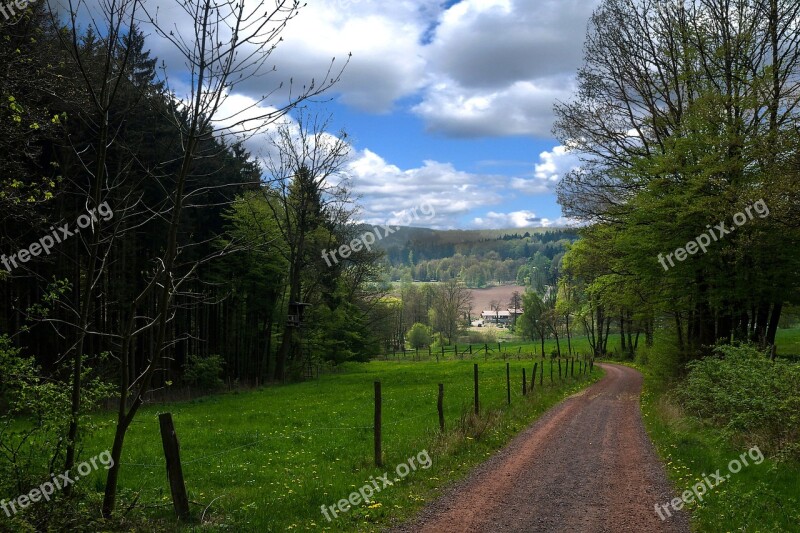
[77,359,601,531]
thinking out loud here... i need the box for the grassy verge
[633,363,800,532]
[78,360,601,531]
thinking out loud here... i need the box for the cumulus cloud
[415,0,600,137]
[511,145,582,194]
[413,78,572,138]
[471,210,577,229]
[347,149,505,228]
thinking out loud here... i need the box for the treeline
[385,230,576,286]
[551,0,800,359]
[0,6,388,387]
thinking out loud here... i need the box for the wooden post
[506,362,512,404]
[438,383,445,432]
[455,344,459,360]
[474,364,479,415]
[469,345,473,356]
[522,368,527,396]
[540,359,544,386]
[532,362,537,391]
[374,381,382,467]
[558,358,562,380]
[158,413,190,520]
[442,345,445,360]
[484,344,488,360]
[571,357,575,378]
[550,358,554,384]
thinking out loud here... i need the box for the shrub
[677,343,800,461]
[183,355,225,391]
[463,328,497,345]
[407,323,432,349]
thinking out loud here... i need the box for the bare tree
[95,0,347,517]
[432,279,472,344]
[260,113,354,380]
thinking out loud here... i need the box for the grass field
[78,359,602,531]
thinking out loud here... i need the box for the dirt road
[392,364,690,533]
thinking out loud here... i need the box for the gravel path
[391,363,691,533]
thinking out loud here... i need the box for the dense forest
[380,228,577,286]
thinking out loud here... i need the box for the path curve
[391,364,690,533]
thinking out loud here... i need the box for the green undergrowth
[620,347,800,532]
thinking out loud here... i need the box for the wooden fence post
[474,363,480,415]
[374,382,382,467]
[438,384,445,432]
[532,362,537,391]
[158,413,190,520]
[506,362,511,404]
[558,358,562,380]
[522,368,527,396]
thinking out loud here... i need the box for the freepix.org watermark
[1,202,114,274]
[654,445,764,521]
[657,199,769,272]
[1,450,114,518]
[320,449,432,522]
[322,202,435,267]
[0,0,39,22]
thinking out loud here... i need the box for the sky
[118,0,601,229]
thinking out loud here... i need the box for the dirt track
[391,364,690,533]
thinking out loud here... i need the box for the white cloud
[347,149,505,228]
[83,0,598,137]
[471,210,577,229]
[511,145,581,194]
[414,0,600,137]
[413,78,573,137]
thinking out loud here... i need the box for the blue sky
[119,0,601,229]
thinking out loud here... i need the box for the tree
[262,114,353,380]
[98,0,347,517]
[431,279,472,344]
[519,291,549,357]
[554,0,800,356]
[509,291,523,330]
[407,323,432,349]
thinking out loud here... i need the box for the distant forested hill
[364,226,579,286]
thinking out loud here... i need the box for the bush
[183,355,225,391]
[677,343,800,461]
[407,323,432,349]
[464,328,497,345]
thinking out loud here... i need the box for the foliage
[677,344,800,461]
[0,335,113,514]
[182,355,226,392]
[407,323,432,349]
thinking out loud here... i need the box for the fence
[134,357,596,517]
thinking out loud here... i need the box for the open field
[75,360,601,531]
[468,285,526,318]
